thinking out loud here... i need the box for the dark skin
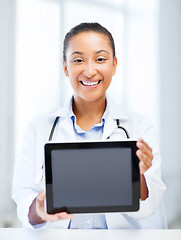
[28,31,153,225]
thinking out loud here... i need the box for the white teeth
[82,81,99,86]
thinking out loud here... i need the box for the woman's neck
[72,95,106,131]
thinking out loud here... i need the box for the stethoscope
[48,116,130,141]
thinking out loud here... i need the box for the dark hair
[63,22,116,61]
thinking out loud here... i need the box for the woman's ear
[112,57,117,76]
[63,61,69,77]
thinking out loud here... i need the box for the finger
[40,212,61,222]
[41,212,73,222]
[56,212,74,220]
[136,150,152,169]
[36,191,46,217]
[136,149,152,168]
[37,190,45,202]
[139,161,149,174]
[138,138,153,153]
[136,141,153,161]
[137,139,153,155]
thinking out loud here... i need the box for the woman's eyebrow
[96,50,109,54]
[71,51,83,56]
[71,50,110,56]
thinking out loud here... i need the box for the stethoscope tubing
[48,117,130,141]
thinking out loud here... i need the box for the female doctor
[12,22,166,229]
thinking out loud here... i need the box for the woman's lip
[79,80,100,83]
[80,80,102,87]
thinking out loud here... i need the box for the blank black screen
[51,148,132,208]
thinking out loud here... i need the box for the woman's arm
[140,174,148,200]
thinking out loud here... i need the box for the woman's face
[63,31,117,103]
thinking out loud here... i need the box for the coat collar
[106,94,129,120]
[50,96,73,118]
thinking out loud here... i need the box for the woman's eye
[73,59,83,63]
[96,58,106,62]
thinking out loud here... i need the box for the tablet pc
[44,141,140,214]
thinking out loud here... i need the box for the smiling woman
[12,22,166,230]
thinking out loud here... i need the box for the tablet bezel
[44,141,140,214]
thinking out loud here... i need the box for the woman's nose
[83,62,97,78]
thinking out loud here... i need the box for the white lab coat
[12,95,166,230]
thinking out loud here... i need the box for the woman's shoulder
[27,97,73,128]
[107,95,153,124]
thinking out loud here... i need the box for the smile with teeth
[80,80,101,86]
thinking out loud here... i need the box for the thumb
[37,190,45,202]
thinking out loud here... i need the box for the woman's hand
[136,138,153,174]
[29,190,73,225]
[136,138,153,200]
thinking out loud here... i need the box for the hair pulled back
[63,22,115,61]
